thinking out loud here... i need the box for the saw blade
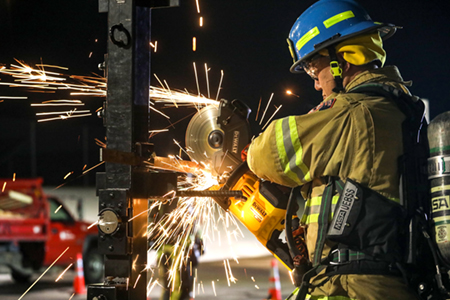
[185,105,222,167]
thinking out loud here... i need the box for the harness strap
[329,248,371,265]
[312,177,335,266]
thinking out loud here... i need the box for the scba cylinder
[428,111,450,263]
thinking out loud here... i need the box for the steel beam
[89,1,178,299]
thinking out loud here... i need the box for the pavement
[0,255,295,300]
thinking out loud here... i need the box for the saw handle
[221,161,250,191]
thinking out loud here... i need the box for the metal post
[89,1,179,300]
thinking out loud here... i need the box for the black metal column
[89,1,178,300]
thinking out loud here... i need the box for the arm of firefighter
[247,102,353,187]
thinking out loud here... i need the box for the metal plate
[185,105,222,167]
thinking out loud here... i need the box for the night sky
[0,0,449,186]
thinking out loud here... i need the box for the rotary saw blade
[186,100,252,176]
[185,105,222,169]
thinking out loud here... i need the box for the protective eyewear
[300,55,329,80]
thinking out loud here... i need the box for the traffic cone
[73,253,87,294]
[266,258,282,300]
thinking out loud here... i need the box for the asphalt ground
[0,255,295,300]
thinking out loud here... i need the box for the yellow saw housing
[224,164,294,270]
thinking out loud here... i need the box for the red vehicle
[0,178,103,283]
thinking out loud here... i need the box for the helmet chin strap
[327,45,345,93]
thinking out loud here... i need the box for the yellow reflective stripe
[389,197,400,204]
[300,198,312,224]
[289,116,311,182]
[307,295,357,300]
[302,195,339,225]
[304,213,319,225]
[275,119,301,184]
[296,27,320,51]
[309,195,340,206]
[323,10,355,28]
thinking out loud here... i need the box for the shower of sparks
[259,93,274,126]
[82,161,105,175]
[195,0,201,13]
[1,59,222,125]
[88,220,99,230]
[193,37,197,51]
[150,41,158,52]
[18,247,69,300]
[0,96,27,99]
[255,285,260,289]
[199,17,203,27]
[205,63,210,99]
[63,171,73,180]
[1,60,249,294]
[223,259,237,287]
[145,152,244,294]
[2,182,6,192]
[193,62,200,96]
[151,86,218,107]
[68,293,75,300]
[289,269,295,285]
[261,104,283,131]
[212,281,217,296]
[150,105,170,119]
[36,110,90,116]
[55,263,73,282]
[216,70,224,101]
[193,272,197,298]
[54,205,63,214]
[147,278,161,296]
[149,129,169,133]
[95,138,106,148]
[255,97,262,121]
[0,60,106,96]
[133,274,142,289]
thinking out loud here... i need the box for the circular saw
[186,99,252,176]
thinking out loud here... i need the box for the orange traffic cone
[266,258,282,300]
[73,253,87,294]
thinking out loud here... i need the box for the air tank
[428,111,450,263]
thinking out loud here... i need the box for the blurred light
[286,89,300,98]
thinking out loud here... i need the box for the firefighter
[246,0,421,299]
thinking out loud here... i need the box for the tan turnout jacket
[247,66,412,262]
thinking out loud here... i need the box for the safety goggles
[300,55,329,80]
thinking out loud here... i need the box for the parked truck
[0,178,103,284]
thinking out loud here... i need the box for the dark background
[0,0,448,186]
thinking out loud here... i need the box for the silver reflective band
[428,155,450,179]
